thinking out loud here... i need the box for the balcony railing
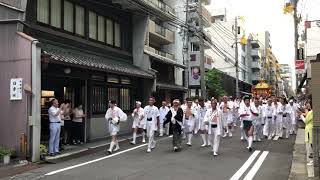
[149,19,174,45]
[144,45,175,60]
[251,61,261,69]
[143,0,175,15]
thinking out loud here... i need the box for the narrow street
[7,128,295,180]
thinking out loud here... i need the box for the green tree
[205,69,226,98]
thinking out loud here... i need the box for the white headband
[136,101,142,105]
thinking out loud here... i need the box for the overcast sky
[207,0,320,90]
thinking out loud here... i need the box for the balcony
[144,45,185,68]
[252,73,260,81]
[251,61,261,69]
[112,0,175,20]
[149,20,174,45]
[251,40,260,48]
[251,49,261,59]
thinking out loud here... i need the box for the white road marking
[229,150,261,180]
[45,136,172,176]
[243,151,269,180]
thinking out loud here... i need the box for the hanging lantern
[283,2,294,14]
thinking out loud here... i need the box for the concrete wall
[0,23,32,152]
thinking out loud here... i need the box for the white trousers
[49,123,61,154]
[254,124,263,140]
[263,118,274,137]
[146,122,156,149]
[159,122,169,136]
[282,117,290,138]
[209,127,220,153]
[275,116,283,137]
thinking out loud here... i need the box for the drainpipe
[31,40,41,162]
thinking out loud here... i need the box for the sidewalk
[288,128,314,180]
[44,133,136,163]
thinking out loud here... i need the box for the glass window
[37,0,49,24]
[120,88,130,111]
[92,86,106,114]
[89,11,97,40]
[191,43,199,51]
[114,22,121,47]
[64,1,74,32]
[190,54,196,61]
[50,0,61,28]
[106,19,113,45]
[98,15,105,42]
[75,5,85,36]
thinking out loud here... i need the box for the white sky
[208,0,298,89]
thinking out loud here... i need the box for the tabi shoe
[201,143,207,147]
[186,142,192,146]
[142,139,146,143]
[213,152,218,156]
[229,133,233,137]
[147,148,151,153]
[173,146,178,152]
[223,134,227,138]
[130,141,136,145]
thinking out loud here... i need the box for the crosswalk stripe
[243,151,269,180]
[229,150,261,180]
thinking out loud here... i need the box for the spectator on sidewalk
[299,97,313,165]
[62,100,72,145]
[72,104,86,144]
[48,99,65,156]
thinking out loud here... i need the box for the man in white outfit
[144,97,160,153]
[262,98,276,140]
[280,98,290,139]
[273,98,283,139]
[252,98,263,142]
[220,96,233,137]
[159,101,170,136]
[183,98,198,146]
[105,100,127,154]
[197,98,209,147]
[204,99,222,156]
[130,101,145,145]
[288,99,298,134]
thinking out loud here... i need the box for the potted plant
[0,146,14,165]
[40,144,48,161]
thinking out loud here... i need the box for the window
[191,43,200,51]
[241,56,246,65]
[64,1,74,32]
[37,0,49,24]
[51,0,61,28]
[107,75,119,83]
[98,15,105,42]
[114,22,121,47]
[121,77,131,84]
[75,5,85,36]
[107,87,119,103]
[89,11,97,39]
[120,89,130,111]
[242,70,246,81]
[106,19,114,45]
[190,54,196,61]
[92,86,106,114]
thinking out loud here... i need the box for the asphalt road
[6,128,295,180]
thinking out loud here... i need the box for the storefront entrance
[40,75,86,144]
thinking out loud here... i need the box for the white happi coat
[288,104,298,125]
[143,105,160,132]
[251,105,263,125]
[219,102,233,126]
[159,106,170,124]
[203,108,223,135]
[197,105,208,131]
[132,107,145,129]
[105,107,127,135]
[183,107,198,133]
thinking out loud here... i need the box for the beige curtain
[75,5,85,36]
[114,22,121,47]
[106,19,113,45]
[37,0,49,24]
[89,11,97,39]
[98,16,105,42]
[51,0,61,28]
[64,1,74,32]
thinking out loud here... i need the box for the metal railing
[155,24,166,36]
[143,0,175,15]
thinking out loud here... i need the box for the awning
[144,49,186,69]
[42,45,154,79]
[157,83,188,91]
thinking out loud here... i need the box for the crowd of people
[105,95,303,156]
[47,99,86,156]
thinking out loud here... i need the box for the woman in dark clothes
[163,99,184,152]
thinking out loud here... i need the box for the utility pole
[234,16,240,98]
[198,0,206,99]
[183,0,189,99]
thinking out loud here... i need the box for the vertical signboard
[10,78,23,100]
